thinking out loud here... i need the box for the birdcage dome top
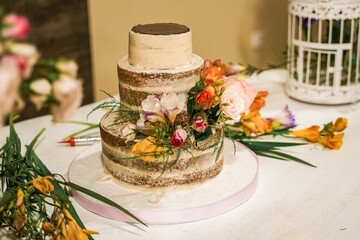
[289,0,360,20]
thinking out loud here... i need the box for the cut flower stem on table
[0,116,147,239]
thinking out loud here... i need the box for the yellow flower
[13,210,27,230]
[42,221,54,233]
[28,176,54,195]
[64,209,99,240]
[132,136,163,161]
[16,188,24,207]
[290,126,320,142]
[318,133,344,150]
[240,111,272,136]
[331,118,347,132]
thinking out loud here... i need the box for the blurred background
[1,0,287,118]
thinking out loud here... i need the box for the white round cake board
[67,138,259,224]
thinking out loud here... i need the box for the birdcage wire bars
[286,0,360,104]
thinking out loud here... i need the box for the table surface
[1,69,360,240]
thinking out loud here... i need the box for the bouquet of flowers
[0,8,83,135]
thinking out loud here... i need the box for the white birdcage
[286,0,360,104]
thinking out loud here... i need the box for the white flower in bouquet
[29,78,52,110]
[119,123,136,143]
[56,59,78,77]
[4,41,40,78]
[142,95,161,113]
[160,92,186,123]
[51,74,83,122]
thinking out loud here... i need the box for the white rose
[221,89,245,121]
[29,78,52,110]
[0,62,21,114]
[30,78,51,95]
[29,95,47,111]
[141,95,161,113]
[119,123,136,143]
[160,92,186,111]
[5,41,40,78]
[51,74,83,122]
[56,60,78,77]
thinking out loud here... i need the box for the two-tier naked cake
[100,23,224,190]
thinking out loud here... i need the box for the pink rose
[194,116,207,132]
[2,14,30,40]
[170,129,187,148]
[221,75,256,120]
[119,123,136,143]
[51,74,83,122]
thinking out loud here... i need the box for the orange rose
[195,90,214,109]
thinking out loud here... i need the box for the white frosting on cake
[128,29,192,69]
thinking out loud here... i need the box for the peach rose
[51,74,83,122]
[221,75,256,120]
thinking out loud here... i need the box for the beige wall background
[88,0,287,101]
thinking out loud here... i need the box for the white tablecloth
[1,69,360,240]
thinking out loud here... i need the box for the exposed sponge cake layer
[118,54,203,108]
[100,112,224,189]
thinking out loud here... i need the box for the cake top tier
[128,23,193,69]
[131,23,190,35]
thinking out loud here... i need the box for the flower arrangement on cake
[91,59,256,180]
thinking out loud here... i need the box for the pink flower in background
[0,62,21,135]
[1,55,27,77]
[221,75,256,120]
[194,116,207,132]
[51,74,83,122]
[0,62,21,114]
[2,14,30,40]
[170,129,187,148]
[4,41,40,78]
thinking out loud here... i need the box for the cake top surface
[131,23,190,35]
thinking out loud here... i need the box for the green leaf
[195,126,212,142]
[66,181,148,227]
[0,189,16,209]
[256,149,316,167]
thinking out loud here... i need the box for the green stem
[262,38,283,64]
